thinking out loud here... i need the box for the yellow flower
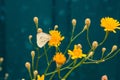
[48,30,64,47]
[53,52,66,65]
[37,74,44,80]
[100,17,120,33]
[68,45,86,59]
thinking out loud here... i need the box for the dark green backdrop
[0,0,120,80]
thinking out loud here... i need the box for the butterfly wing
[37,32,51,48]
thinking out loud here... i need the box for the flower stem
[44,46,49,65]
[32,57,34,72]
[57,67,61,79]
[64,26,75,55]
[44,60,53,75]
[104,48,120,61]
[72,28,85,41]
[99,31,109,46]
[86,27,91,48]
[62,58,86,79]
[36,48,40,70]
[28,70,32,80]
[49,68,57,80]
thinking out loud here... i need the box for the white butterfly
[37,32,51,48]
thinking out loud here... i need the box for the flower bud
[54,25,58,30]
[111,45,117,52]
[21,78,25,80]
[101,75,108,80]
[88,51,94,58]
[33,17,38,24]
[33,70,38,79]
[31,51,35,59]
[28,35,32,40]
[72,19,77,27]
[4,73,9,80]
[37,28,43,33]
[77,44,82,48]
[25,62,31,71]
[92,41,98,49]
[85,18,91,26]
[102,47,106,53]
[0,57,4,63]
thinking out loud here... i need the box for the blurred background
[0,0,120,80]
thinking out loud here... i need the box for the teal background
[0,0,120,80]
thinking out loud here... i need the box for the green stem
[28,70,32,80]
[36,48,40,70]
[62,58,86,79]
[64,26,75,55]
[36,24,38,31]
[72,29,85,41]
[32,57,34,72]
[45,62,74,76]
[83,59,105,64]
[99,31,109,46]
[86,27,91,48]
[64,41,72,55]
[104,49,120,61]
[57,67,61,79]
[49,68,57,80]
[44,60,53,75]
[44,46,49,65]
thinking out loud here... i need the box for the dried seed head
[72,19,77,27]
[37,28,43,33]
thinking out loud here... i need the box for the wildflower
[53,52,66,67]
[37,75,44,80]
[68,45,86,59]
[101,17,120,33]
[48,30,64,47]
